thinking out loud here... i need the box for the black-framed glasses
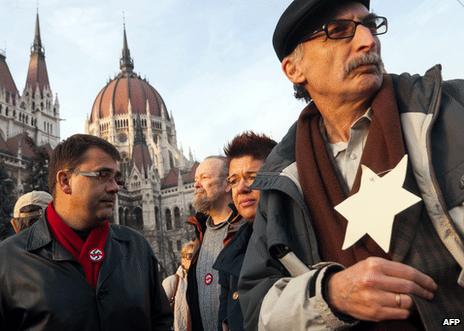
[69,168,125,186]
[304,15,388,41]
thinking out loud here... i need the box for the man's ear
[282,57,306,85]
[56,170,72,195]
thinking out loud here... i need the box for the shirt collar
[321,107,372,158]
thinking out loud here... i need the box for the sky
[1,0,463,160]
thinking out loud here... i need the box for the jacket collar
[26,213,130,262]
[26,215,53,251]
[213,222,253,276]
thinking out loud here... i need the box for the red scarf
[46,203,110,288]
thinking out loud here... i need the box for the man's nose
[106,177,119,193]
[353,24,378,52]
[194,181,201,189]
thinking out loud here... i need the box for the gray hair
[204,155,228,178]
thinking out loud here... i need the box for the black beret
[273,0,370,61]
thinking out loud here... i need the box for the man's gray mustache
[344,53,384,76]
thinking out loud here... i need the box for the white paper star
[334,155,421,253]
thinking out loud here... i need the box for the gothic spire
[25,11,50,94]
[120,25,134,73]
[31,12,44,55]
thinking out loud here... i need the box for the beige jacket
[162,266,190,331]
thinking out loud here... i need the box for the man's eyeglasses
[227,173,257,189]
[69,169,125,186]
[304,15,388,41]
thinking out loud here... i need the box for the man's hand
[327,257,437,321]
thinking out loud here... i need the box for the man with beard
[187,156,243,331]
[238,0,464,330]
[0,134,172,330]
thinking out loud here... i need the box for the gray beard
[192,195,214,214]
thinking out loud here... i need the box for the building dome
[89,28,169,123]
[90,72,170,123]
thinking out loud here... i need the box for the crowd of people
[1,0,464,330]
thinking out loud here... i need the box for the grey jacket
[238,66,464,331]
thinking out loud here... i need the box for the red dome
[90,27,169,123]
[90,72,169,123]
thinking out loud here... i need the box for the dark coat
[0,215,173,331]
[213,221,253,331]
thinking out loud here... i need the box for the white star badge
[334,155,421,253]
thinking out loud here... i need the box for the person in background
[0,190,52,241]
[163,240,200,331]
[213,132,276,331]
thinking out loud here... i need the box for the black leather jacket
[0,215,173,331]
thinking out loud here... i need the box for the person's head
[224,132,277,220]
[10,190,53,233]
[274,0,386,104]
[180,240,199,271]
[48,134,122,229]
[192,156,229,214]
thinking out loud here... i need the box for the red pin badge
[204,273,213,285]
[89,248,104,262]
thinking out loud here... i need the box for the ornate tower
[21,13,60,147]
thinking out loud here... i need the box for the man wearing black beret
[238,0,464,330]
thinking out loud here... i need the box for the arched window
[189,204,195,216]
[155,206,160,230]
[169,151,175,169]
[119,207,124,225]
[174,207,181,229]
[124,209,130,225]
[127,207,143,231]
[165,209,172,230]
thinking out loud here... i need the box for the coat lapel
[96,228,126,289]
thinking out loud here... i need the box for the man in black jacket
[0,134,172,330]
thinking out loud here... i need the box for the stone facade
[0,13,60,195]
[86,27,197,276]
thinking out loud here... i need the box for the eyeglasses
[227,173,257,189]
[70,168,125,186]
[304,15,388,41]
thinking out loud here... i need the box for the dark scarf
[296,76,423,330]
[46,203,109,288]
